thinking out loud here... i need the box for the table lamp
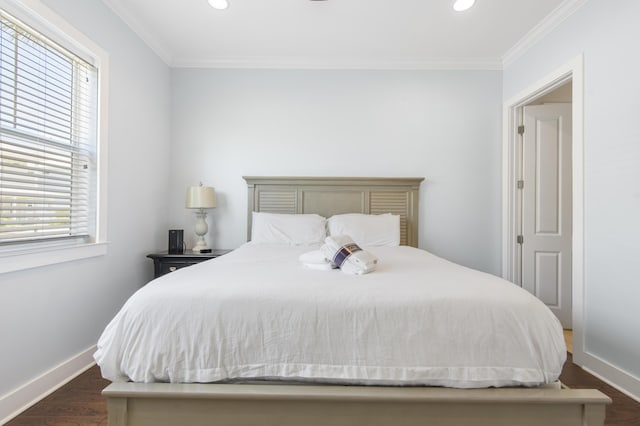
[185,184,217,252]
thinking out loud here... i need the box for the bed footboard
[103,382,610,426]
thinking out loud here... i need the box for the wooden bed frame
[103,176,610,426]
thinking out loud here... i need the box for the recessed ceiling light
[453,0,476,12]
[208,0,229,10]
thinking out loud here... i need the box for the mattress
[94,243,566,388]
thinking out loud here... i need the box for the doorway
[517,86,572,328]
[502,56,584,359]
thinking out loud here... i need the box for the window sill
[0,242,109,274]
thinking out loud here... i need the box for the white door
[521,103,572,328]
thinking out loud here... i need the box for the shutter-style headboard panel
[244,177,424,247]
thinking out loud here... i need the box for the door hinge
[517,180,524,189]
[518,125,525,135]
[517,235,524,245]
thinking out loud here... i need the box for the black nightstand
[147,249,231,278]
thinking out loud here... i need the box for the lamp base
[192,237,209,253]
[192,210,210,253]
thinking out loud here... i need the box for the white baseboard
[578,350,640,403]
[0,345,97,424]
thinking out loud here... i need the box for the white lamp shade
[186,186,217,209]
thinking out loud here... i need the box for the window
[0,2,107,273]
[0,9,98,248]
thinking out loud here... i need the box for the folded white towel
[299,250,335,271]
[321,235,378,275]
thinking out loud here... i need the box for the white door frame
[502,55,585,362]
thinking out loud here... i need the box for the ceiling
[101,0,586,69]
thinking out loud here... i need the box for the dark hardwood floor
[6,354,640,425]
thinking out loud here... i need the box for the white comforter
[95,244,566,388]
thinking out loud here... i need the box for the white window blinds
[0,10,98,245]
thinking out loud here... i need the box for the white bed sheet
[95,243,566,388]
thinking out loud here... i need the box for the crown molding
[102,0,582,71]
[502,0,588,68]
[105,0,500,71]
[171,56,503,71]
[101,0,172,66]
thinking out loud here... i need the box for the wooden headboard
[243,176,424,247]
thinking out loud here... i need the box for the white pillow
[327,213,400,247]
[251,212,326,245]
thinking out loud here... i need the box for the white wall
[170,69,503,274]
[0,0,171,413]
[504,0,640,397]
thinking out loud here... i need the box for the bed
[100,176,610,426]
